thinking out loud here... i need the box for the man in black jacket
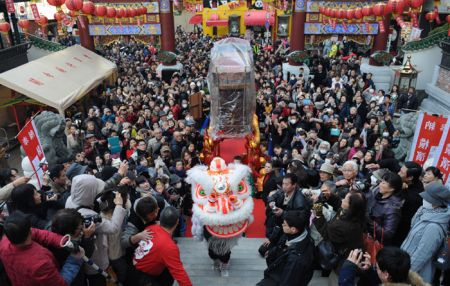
[257,210,314,286]
[393,161,423,246]
[265,173,311,239]
[396,87,419,111]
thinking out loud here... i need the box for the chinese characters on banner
[5,0,15,13]
[16,120,46,188]
[30,4,41,20]
[433,122,450,187]
[409,112,448,166]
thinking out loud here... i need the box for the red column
[289,0,306,65]
[77,15,95,52]
[370,14,391,66]
[160,0,175,52]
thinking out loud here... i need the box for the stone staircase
[176,237,328,286]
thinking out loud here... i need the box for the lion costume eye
[237,181,248,194]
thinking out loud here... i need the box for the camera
[45,191,55,198]
[352,180,369,192]
[83,214,102,227]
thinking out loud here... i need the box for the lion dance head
[187,157,254,240]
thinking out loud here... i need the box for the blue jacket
[401,206,450,283]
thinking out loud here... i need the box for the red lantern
[337,9,346,19]
[140,6,147,15]
[95,5,107,17]
[37,16,48,26]
[425,11,436,22]
[319,6,325,14]
[65,0,83,11]
[346,9,355,20]
[18,19,30,30]
[117,8,126,18]
[446,14,450,36]
[0,22,11,33]
[54,11,64,22]
[126,8,134,18]
[386,0,405,15]
[106,7,116,18]
[47,0,65,8]
[354,8,363,19]
[82,1,95,15]
[128,8,137,18]
[362,5,373,17]
[372,3,386,17]
[410,0,423,9]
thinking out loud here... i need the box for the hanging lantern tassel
[342,20,347,31]
[365,21,370,33]
[433,6,441,25]
[411,12,418,27]
[395,15,406,29]
[328,18,333,27]
[378,20,385,33]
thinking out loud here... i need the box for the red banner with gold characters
[433,121,450,187]
[409,112,448,166]
[16,119,46,188]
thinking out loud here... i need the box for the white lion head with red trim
[186,157,254,239]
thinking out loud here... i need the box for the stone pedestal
[282,62,310,81]
[360,58,394,92]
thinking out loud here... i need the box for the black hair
[51,208,83,235]
[49,164,65,181]
[159,206,179,229]
[4,211,31,245]
[0,169,14,187]
[305,169,320,188]
[135,196,159,221]
[283,173,298,185]
[382,172,403,195]
[11,184,38,213]
[404,161,423,183]
[425,166,443,180]
[376,247,411,283]
[342,192,367,225]
[283,210,307,233]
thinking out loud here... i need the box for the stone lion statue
[33,111,72,165]
[392,112,419,161]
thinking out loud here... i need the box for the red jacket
[0,228,68,286]
[133,224,192,286]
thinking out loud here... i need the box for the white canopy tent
[0,45,117,115]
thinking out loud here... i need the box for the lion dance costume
[186,157,254,276]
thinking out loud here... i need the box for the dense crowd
[0,27,448,286]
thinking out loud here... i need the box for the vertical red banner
[433,123,450,187]
[409,113,448,166]
[5,0,15,13]
[16,120,46,188]
[30,4,41,20]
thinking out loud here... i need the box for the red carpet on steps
[218,138,247,163]
[184,198,266,238]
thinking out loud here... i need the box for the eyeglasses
[342,169,355,173]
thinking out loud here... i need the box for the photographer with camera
[0,211,85,286]
[51,208,96,286]
[65,174,128,286]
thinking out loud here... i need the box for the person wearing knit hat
[401,181,450,283]
[319,163,335,183]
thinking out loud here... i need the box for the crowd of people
[0,26,448,286]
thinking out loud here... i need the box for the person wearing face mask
[401,181,450,283]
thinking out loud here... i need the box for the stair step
[175,237,329,285]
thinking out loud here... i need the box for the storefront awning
[244,11,275,26]
[189,14,203,25]
[0,45,117,115]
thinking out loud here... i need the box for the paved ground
[176,237,328,286]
